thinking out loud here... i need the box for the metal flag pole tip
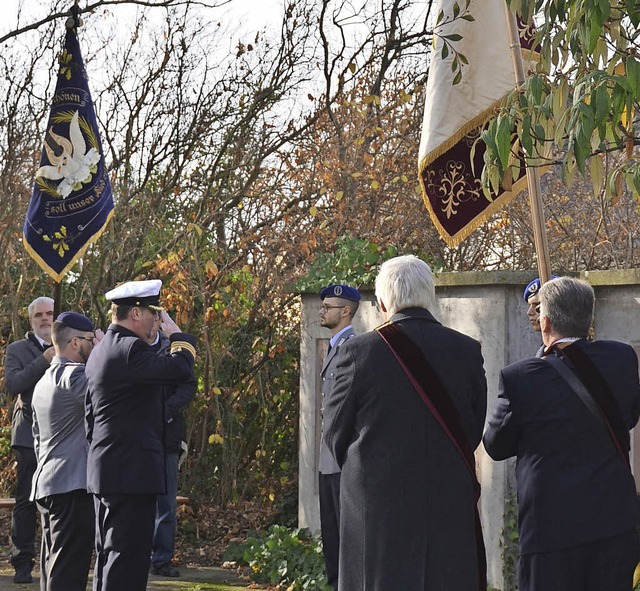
[66,2,83,30]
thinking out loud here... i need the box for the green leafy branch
[481,58,640,199]
[293,235,398,293]
[482,0,640,199]
[434,0,474,85]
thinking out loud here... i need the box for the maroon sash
[377,321,486,591]
[559,343,631,468]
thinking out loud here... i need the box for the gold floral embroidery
[426,160,483,219]
[42,225,70,257]
[59,49,73,80]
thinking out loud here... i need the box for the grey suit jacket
[4,333,51,448]
[319,326,356,474]
[30,357,89,501]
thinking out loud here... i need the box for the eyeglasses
[67,335,95,344]
[319,304,346,313]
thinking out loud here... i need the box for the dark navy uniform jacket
[484,339,640,555]
[85,324,197,495]
[151,331,197,454]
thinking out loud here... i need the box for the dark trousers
[152,452,179,567]
[519,529,640,591]
[319,472,341,591]
[37,490,94,591]
[11,446,37,569]
[92,493,156,591]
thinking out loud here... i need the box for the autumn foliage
[1,1,640,529]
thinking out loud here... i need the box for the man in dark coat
[85,280,197,591]
[148,321,197,578]
[4,296,55,583]
[324,255,487,591]
[318,283,360,591]
[484,276,640,591]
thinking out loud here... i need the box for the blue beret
[523,276,558,301]
[320,284,361,302]
[56,311,95,332]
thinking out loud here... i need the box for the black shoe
[13,567,33,584]
[151,563,180,577]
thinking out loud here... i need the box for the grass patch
[147,579,247,591]
[147,582,247,591]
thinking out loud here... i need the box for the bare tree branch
[0,0,232,45]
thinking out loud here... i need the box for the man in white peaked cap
[85,279,197,591]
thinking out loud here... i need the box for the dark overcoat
[85,324,196,495]
[324,307,487,591]
[4,333,51,447]
[483,339,640,555]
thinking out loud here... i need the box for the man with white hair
[484,276,640,591]
[4,296,55,584]
[324,255,487,591]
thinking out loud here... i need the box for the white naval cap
[105,279,163,310]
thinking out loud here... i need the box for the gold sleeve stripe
[170,341,196,358]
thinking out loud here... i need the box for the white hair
[539,277,594,338]
[28,297,54,318]
[375,255,436,316]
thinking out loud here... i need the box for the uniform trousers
[152,452,179,567]
[11,446,37,569]
[519,529,640,591]
[92,493,156,591]
[37,490,94,591]
[319,472,341,591]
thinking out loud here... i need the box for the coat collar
[543,337,589,357]
[108,323,141,340]
[389,307,440,325]
[26,331,51,351]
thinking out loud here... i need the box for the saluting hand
[93,329,105,345]
[159,310,181,337]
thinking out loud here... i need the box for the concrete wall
[298,269,640,590]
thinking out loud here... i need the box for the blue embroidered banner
[23,25,114,282]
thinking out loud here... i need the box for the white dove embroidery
[36,111,100,198]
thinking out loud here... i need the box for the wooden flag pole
[504,4,552,284]
[53,281,62,317]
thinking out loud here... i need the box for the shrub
[224,525,331,591]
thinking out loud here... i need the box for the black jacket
[151,332,197,453]
[484,338,640,555]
